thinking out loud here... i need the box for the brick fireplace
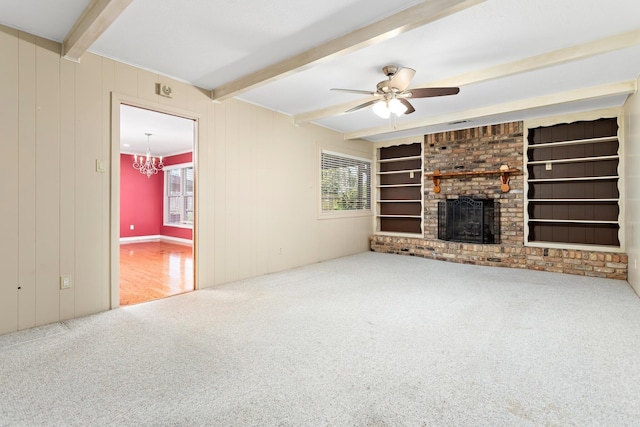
[370,121,627,280]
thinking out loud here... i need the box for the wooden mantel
[424,167,520,193]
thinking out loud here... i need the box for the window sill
[318,210,372,220]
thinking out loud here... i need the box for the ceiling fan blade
[345,100,378,113]
[399,99,415,114]
[388,67,416,92]
[407,87,460,98]
[331,88,377,95]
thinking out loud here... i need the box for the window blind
[321,151,371,212]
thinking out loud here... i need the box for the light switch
[545,162,552,171]
[60,275,72,290]
[96,159,105,172]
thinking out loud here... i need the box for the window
[164,163,194,228]
[321,150,371,212]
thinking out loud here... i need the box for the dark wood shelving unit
[377,143,423,235]
[526,117,620,248]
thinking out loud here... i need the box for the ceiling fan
[331,65,459,118]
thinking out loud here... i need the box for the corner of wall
[624,75,640,296]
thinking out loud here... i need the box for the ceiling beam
[344,80,637,140]
[295,28,640,125]
[62,0,133,62]
[210,0,486,101]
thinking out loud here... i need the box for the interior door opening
[118,104,196,306]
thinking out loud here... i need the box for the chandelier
[133,133,163,178]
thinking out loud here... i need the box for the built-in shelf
[527,136,617,149]
[424,167,519,193]
[528,154,618,165]
[528,219,618,225]
[378,155,422,163]
[528,175,618,183]
[377,169,421,175]
[377,184,422,188]
[529,198,619,202]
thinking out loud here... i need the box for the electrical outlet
[60,275,72,290]
[545,162,552,171]
[130,224,134,230]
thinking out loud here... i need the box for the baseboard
[120,235,192,246]
[160,235,192,246]
[120,235,161,244]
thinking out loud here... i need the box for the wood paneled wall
[0,24,373,335]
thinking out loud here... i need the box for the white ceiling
[1,0,639,147]
[119,105,194,157]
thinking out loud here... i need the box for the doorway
[118,104,196,306]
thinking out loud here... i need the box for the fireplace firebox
[438,197,499,244]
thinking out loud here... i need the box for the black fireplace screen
[438,197,499,244]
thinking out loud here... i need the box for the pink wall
[164,152,192,166]
[120,154,163,237]
[120,152,193,241]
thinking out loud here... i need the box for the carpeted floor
[1,252,640,426]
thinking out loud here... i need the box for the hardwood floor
[120,241,193,306]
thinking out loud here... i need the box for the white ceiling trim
[295,28,640,125]
[345,80,637,140]
[210,0,486,101]
[293,98,371,127]
[63,0,133,62]
[425,28,640,88]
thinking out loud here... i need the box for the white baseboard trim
[160,235,192,246]
[120,235,192,246]
[120,235,161,244]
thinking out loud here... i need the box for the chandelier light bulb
[372,100,391,119]
[389,98,408,116]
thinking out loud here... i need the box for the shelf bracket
[500,170,511,192]
[432,170,442,194]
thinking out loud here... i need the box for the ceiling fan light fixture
[373,98,407,119]
[333,65,459,118]
[389,98,407,116]
[372,101,391,119]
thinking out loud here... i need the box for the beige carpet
[1,252,640,426]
